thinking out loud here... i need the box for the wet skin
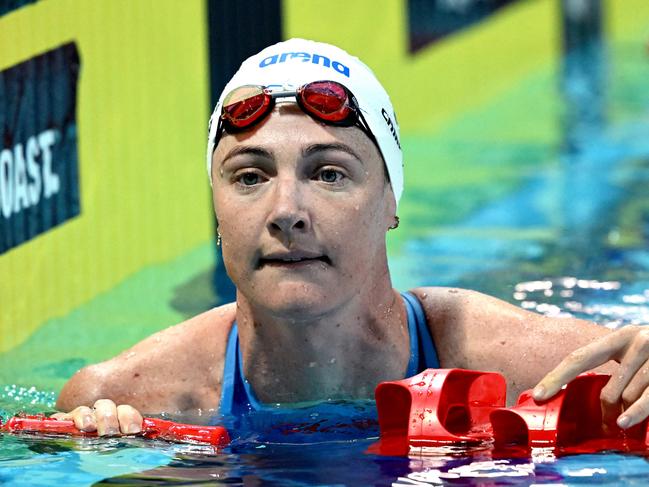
[212,102,396,319]
[211,104,409,403]
[56,106,649,436]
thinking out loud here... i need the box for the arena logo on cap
[259,51,350,77]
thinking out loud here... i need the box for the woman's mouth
[258,253,332,268]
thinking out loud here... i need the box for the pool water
[5,272,649,486]
[5,402,649,485]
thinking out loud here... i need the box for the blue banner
[408,0,520,53]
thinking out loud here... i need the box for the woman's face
[211,104,396,318]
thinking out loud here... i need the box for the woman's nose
[266,178,311,237]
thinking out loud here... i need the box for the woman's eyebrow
[221,145,274,166]
[302,143,363,164]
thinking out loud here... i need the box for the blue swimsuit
[219,291,439,415]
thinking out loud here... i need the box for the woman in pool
[56,39,649,437]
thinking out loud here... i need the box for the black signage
[0,0,39,18]
[408,0,520,53]
[0,42,81,254]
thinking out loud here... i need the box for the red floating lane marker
[491,373,649,449]
[140,417,230,446]
[0,414,230,447]
[372,370,649,456]
[375,368,506,447]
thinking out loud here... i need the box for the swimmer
[54,39,649,437]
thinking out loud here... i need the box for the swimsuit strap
[402,291,440,375]
[219,323,238,415]
[219,322,265,416]
[219,292,440,414]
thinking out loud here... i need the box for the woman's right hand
[51,399,143,436]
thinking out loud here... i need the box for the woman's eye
[239,172,262,186]
[318,169,343,183]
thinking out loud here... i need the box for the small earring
[216,231,222,246]
[389,216,400,230]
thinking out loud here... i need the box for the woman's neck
[234,284,410,404]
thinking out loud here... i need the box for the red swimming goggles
[214,80,378,148]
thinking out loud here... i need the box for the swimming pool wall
[1,0,647,396]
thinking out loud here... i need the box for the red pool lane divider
[376,369,505,446]
[374,369,649,455]
[491,373,649,448]
[0,414,230,447]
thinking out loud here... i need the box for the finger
[601,329,649,404]
[70,405,97,432]
[533,329,633,401]
[601,399,624,432]
[93,399,120,436]
[116,404,143,435]
[617,386,649,429]
[621,361,649,409]
[599,334,649,424]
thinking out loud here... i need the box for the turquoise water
[4,281,649,485]
[4,404,649,485]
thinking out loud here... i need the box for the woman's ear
[383,183,398,232]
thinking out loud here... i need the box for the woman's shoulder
[56,302,238,413]
[408,286,560,327]
[115,301,237,363]
[407,286,487,312]
[404,286,527,369]
[168,302,238,344]
[406,286,537,335]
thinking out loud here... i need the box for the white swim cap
[206,38,403,207]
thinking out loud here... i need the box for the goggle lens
[299,81,351,122]
[222,85,270,128]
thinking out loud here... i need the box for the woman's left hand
[533,325,649,429]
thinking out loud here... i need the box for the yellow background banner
[1,0,647,357]
[0,0,212,352]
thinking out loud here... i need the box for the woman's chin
[251,284,342,318]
